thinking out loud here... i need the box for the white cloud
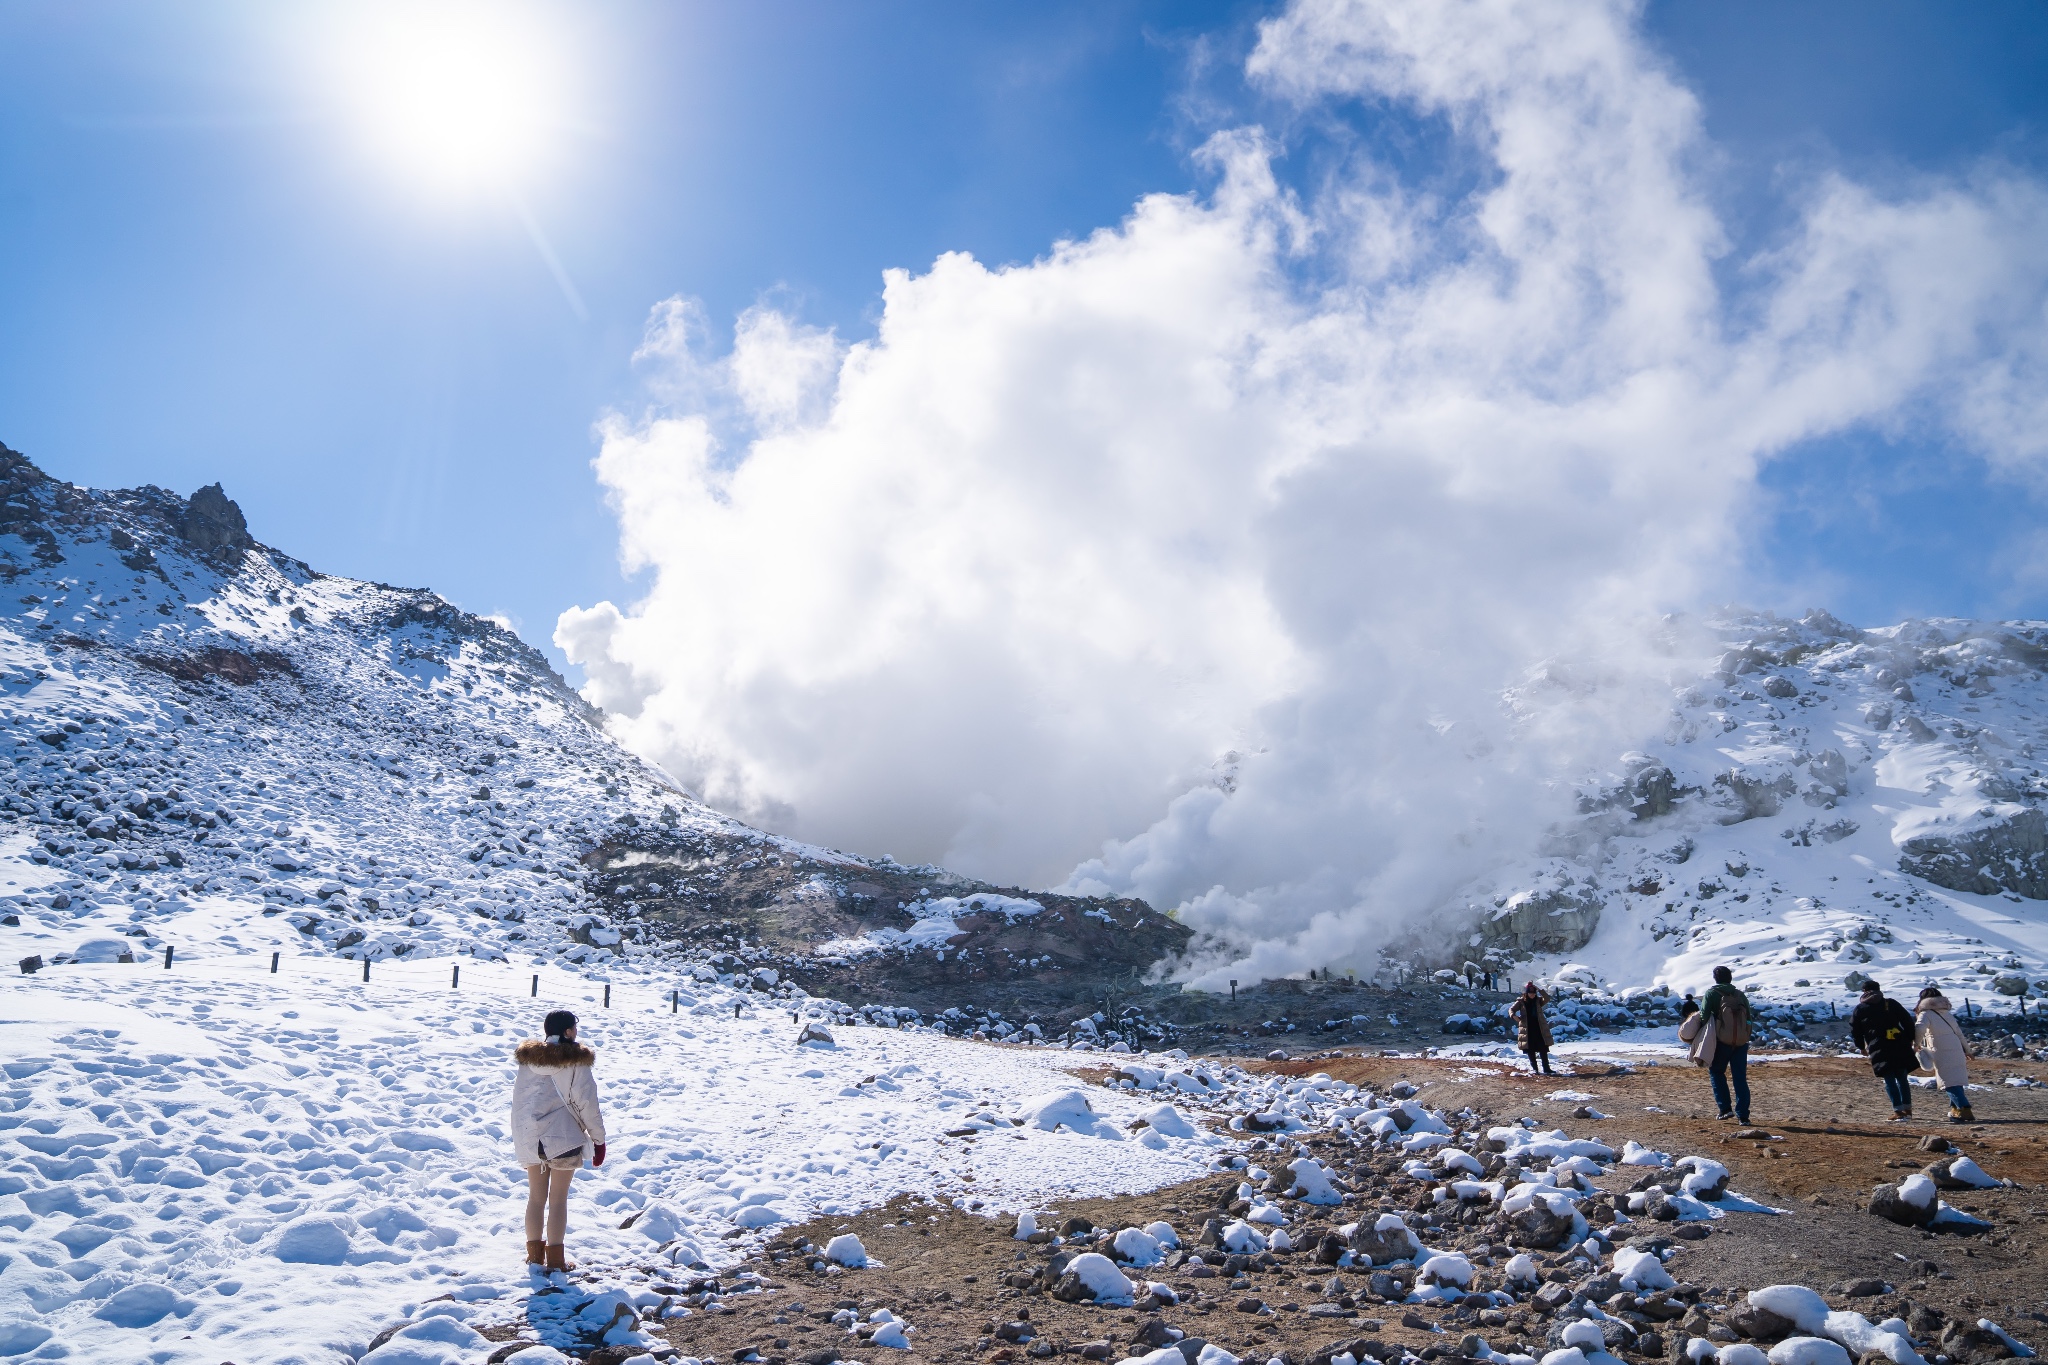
[560,0,2048,986]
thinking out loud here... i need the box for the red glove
[593,1144,606,1168]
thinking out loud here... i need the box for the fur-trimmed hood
[515,1039,595,1068]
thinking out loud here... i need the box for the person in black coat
[1850,980,1920,1120]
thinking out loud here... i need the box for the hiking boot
[526,1239,546,1267]
[1955,1105,1975,1123]
[1715,1111,1734,1121]
[544,1243,576,1273]
[1890,1109,1911,1122]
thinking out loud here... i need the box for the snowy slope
[0,444,743,981]
[1465,610,2048,1008]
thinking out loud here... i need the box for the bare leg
[545,1166,573,1245]
[525,1165,548,1241]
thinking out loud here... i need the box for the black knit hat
[544,1009,578,1041]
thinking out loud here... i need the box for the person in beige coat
[1913,987,1973,1123]
[511,1009,607,1271]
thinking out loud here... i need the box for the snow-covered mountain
[4,444,2044,1019]
[0,446,1181,1032]
[1450,610,2048,1010]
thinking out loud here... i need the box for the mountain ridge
[0,444,1188,1035]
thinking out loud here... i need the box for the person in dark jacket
[1678,991,1699,1022]
[1700,966,1751,1123]
[1510,982,1553,1075]
[1850,980,1919,1120]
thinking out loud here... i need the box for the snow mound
[1766,1340,1850,1365]
[825,1234,870,1267]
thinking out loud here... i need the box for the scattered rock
[1348,1219,1421,1264]
[1509,1202,1577,1247]
[1725,1305,1796,1342]
[1831,1278,1889,1299]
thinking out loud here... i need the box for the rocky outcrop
[1715,770,1796,823]
[179,483,254,560]
[1899,808,2048,900]
[1478,886,1603,955]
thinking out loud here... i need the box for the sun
[324,1,572,198]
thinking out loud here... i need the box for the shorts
[526,1145,583,1171]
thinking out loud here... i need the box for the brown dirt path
[629,1051,2048,1365]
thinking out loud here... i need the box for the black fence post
[671,990,679,1014]
[270,951,280,974]
[733,1000,741,1019]
[163,945,174,970]
[452,964,460,989]
[362,959,370,983]
[1230,979,1237,1004]
[603,983,611,1008]
[531,974,539,998]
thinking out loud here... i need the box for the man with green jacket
[1700,965,1751,1123]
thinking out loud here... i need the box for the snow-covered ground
[0,957,1221,1364]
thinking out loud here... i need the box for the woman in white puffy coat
[1913,987,1973,1124]
[511,1009,607,1271]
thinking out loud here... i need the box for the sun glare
[328,2,570,197]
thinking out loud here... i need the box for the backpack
[1715,990,1750,1047]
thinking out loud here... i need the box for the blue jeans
[1710,1043,1749,1120]
[1945,1085,1968,1110]
[1882,1072,1912,1111]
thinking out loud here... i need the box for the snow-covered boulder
[1112,1227,1166,1266]
[824,1234,869,1267]
[1053,1252,1137,1305]
[1613,1246,1675,1291]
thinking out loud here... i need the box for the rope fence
[22,942,792,1026]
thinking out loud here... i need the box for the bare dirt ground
[617,1050,2048,1365]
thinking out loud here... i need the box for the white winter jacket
[1914,996,1970,1090]
[510,1039,607,1165]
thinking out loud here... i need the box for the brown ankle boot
[545,1243,576,1273]
[525,1239,546,1266]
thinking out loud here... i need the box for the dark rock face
[585,826,1192,1016]
[1899,807,2048,900]
[1715,770,1797,823]
[1631,764,1677,820]
[180,483,254,558]
[1478,887,1603,955]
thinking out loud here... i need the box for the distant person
[1678,991,1699,1022]
[1913,985,1974,1123]
[1510,982,1553,1075]
[1850,980,1919,1121]
[512,1009,608,1271]
[1700,967,1751,1123]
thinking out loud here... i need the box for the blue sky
[2,0,2046,675]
